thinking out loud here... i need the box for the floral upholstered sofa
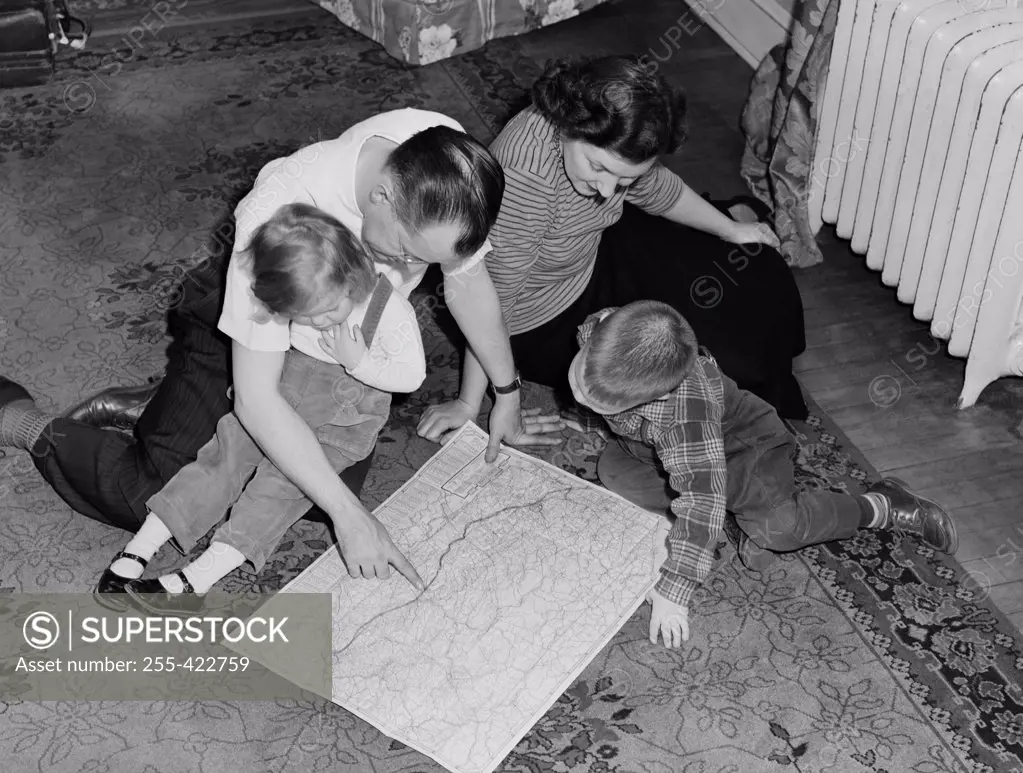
[314,0,612,65]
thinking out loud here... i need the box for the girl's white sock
[110,513,173,579]
[159,542,245,595]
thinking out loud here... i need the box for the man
[0,108,561,580]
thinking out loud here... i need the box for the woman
[421,55,807,432]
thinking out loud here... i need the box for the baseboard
[686,0,793,69]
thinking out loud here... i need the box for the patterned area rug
[1,10,1022,773]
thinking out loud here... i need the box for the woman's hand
[418,401,566,460]
[725,221,780,249]
[493,398,572,458]
[320,323,367,369]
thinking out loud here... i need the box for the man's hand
[725,221,780,249]
[319,323,367,369]
[333,510,425,591]
[647,588,689,649]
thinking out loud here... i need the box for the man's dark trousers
[30,257,374,531]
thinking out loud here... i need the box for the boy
[567,301,958,649]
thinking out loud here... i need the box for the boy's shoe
[93,550,148,612]
[722,514,775,572]
[125,572,206,618]
[721,513,743,562]
[868,477,959,554]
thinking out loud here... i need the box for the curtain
[739,0,841,268]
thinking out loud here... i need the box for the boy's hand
[647,588,689,649]
[726,221,780,249]
[560,410,609,440]
[320,323,368,369]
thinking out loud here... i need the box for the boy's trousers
[597,393,867,561]
[146,350,390,571]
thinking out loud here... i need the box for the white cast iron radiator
[808,0,1023,408]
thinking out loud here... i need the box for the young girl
[94,202,426,614]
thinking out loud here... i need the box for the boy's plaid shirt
[578,311,729,608]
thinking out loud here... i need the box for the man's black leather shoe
[63,382,160,430]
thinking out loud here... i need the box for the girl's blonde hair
[244,203,375,323]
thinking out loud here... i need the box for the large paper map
[275,422,668,773]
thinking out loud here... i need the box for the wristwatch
[493,374,522,395]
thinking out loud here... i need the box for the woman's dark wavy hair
[385,126,505,259]
[531,55,688,163]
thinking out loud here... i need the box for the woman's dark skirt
[510,203,808,420]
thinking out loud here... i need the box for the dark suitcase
[0,0,88,87]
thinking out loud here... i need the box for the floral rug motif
[0,6,1021,773]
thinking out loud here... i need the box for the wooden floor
[794,239,1023,632]
[509,0,1023,630]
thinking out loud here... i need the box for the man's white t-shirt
[218,108,491,368]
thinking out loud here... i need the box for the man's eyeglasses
[381,224,425,265]
[370,241,421,266]
[396,243,421,265]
